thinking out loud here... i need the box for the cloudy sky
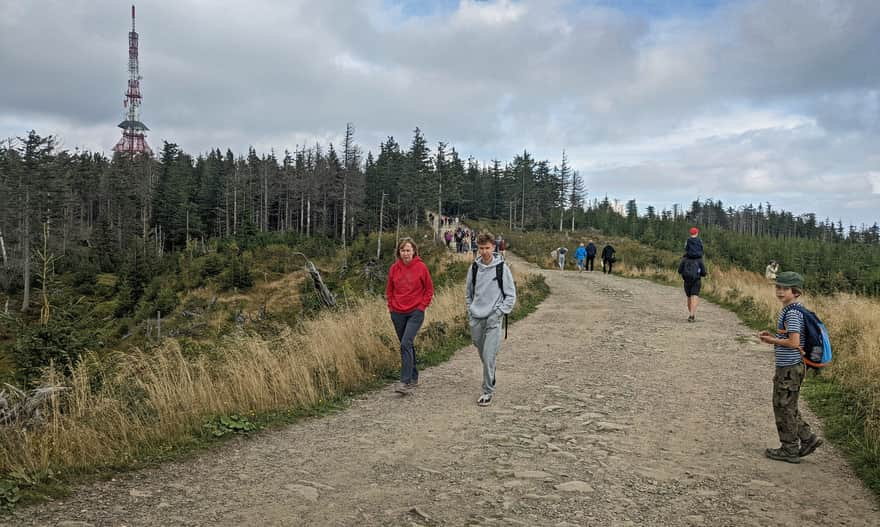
[1,0,878,226]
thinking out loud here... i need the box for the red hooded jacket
[386,256,434,313]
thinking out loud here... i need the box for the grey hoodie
[466,254,517,319]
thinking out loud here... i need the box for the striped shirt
[774,303,806,367]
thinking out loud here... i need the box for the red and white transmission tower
[113,5,152,156]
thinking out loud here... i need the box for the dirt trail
[9,255,880,526]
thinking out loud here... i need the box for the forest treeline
[2,124,880,312]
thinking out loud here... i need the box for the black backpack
[681,258,701,281]
[471,261,509,339]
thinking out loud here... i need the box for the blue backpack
[785,304,833,369]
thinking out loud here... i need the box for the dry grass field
[0,264,543,486]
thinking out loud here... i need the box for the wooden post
[377,192,385,259]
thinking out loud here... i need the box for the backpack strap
[471,262,478,293]
[781,304,817,365]
[497,262,508,339]
[496,261,506,299]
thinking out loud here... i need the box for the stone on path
[523,493,563,502]
[409,506,431,521]
[555,481,594,493]
[128,489,152,498]
[596,421,628,432]
[513,470,553,479]
[285,483,319,502]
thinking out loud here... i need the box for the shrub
[94,274,118,299]
[218,253,254,291]
[200,252,226,278]
[12,319,87,383]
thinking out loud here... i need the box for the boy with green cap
[757,271,823,463]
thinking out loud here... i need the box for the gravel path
[8,254,879,526]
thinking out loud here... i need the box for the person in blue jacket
[575,242,587,272]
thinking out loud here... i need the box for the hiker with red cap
[679,227,707,322]
[685,227,703,259]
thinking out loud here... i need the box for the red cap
[689,227,699,236]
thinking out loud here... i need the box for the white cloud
[869,172,880,194]
[455,0,526,26]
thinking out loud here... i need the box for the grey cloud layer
[1,0,877,224]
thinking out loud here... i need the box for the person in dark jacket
[601,244,616,274]
[585,240,597,271]
[685,227,703,259]
[678,254,707,322]
[386,238,435,395]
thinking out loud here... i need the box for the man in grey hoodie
[466,232,517,406]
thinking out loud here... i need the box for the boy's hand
[757,330,774,344]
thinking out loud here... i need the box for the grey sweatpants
[470,312,503,395]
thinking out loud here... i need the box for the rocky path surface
[9,255,880,526]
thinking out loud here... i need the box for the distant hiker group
[386,231,516,406]
[444,227,478,254]
[552,240,613,273]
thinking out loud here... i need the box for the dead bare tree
[36,219,60,325]
[291,252,336,308]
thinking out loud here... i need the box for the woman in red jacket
[386,238,434,395]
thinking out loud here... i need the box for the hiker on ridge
[575,242,587,272]
[585,240,597,271]
[680,227,707,322]
[466,232,517,407]
[678,253,707,322]
[765,260,779,281]
[685,227,704,259]
[601,243,616,274]
[386,237,434,396]
[556,246,569,271]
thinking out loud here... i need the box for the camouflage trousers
[772,364,814,454]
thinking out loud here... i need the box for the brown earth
[7,254,880,526]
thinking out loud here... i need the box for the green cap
[774,271,804,288]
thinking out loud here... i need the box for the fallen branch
[0,383,69,427]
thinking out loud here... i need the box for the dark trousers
[390,309,425,384]
[773,364,813,454]
[586,256,595,271]
[603,258,614,274]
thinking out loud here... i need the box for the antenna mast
[112,4,152,156]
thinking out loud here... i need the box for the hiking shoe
[799,435,823,457]
[687,315,695,323]
[477,394,493,407]
[765,447,800,464]
[395,383,413,395]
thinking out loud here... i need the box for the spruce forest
[1,124,879,383]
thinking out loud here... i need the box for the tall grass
[0,267,543,488]
[505,227,880,494]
